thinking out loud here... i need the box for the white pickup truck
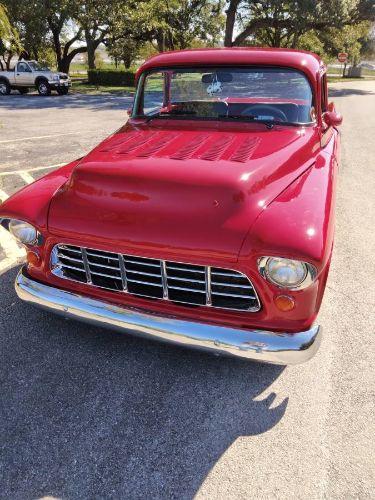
[0,60,71,96]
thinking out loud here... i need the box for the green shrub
[87,69,136,87]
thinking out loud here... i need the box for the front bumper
[48,80,71,88]
[15,266,322,365]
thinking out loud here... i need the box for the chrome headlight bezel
[2,218,40,245]
[258,256,317,290]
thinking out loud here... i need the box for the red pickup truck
[0,48,342,364]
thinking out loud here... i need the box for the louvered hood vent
[98,130,261,162]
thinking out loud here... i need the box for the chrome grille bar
[205,266,212,306]
[161,261,169,299]
[118,254,128,292]
[81,248,92,284]
[168,285,206,293]
[125,258,160,268]
[51,244,261,312]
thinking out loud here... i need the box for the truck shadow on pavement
[1,266,287,500]
[0,93,134,111]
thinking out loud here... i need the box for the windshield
[28,61,51,71]
[136,67,314,125]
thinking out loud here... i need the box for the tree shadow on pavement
[329,87,374,97]
[0,93,134,111]
[0,266,288,500]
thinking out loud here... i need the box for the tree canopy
[0,2,22,69]
[224,0,375,48]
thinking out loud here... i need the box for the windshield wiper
[217,115,301,129]
[145,110,196,122]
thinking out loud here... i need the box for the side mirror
[126,107,133,116]
[323,110,342,127]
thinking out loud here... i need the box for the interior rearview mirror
[201,72,233,84]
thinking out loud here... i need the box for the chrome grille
[51,244,260,312]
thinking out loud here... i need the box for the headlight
[53,74,60,81]
[8,219,38,245]
[258,256,316,290]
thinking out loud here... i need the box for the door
[15,62,33,86]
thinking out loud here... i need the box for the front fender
[240,139,338,274]
[0,159,80,232]
[237,136,338,328]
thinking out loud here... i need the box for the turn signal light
[274,294,295,312]
[27,250,40,266]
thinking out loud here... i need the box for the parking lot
[0,82,374,499]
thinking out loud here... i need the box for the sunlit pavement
[0,82,374,498]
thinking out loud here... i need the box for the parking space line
[0,132,80,144]
[0,226,26,273]
[0,187,26,273]
[0,163,65,177]
[0,189,9,202]
[18,172,35,184]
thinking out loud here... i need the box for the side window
[141,72,165,115]
[17,62,31,73]
[321,74,328,113]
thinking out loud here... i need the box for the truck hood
[48,121,319,262]
[38,70,68,79]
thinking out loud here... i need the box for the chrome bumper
[48,81,71,87]
[15,267,322,365]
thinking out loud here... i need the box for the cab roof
[136,47,325,88]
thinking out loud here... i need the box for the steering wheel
[241,104,288,122]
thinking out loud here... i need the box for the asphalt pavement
[0,81,374,499]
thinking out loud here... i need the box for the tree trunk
[85,30,96,69]
[123,53,132,69]
[156,32,164,52]
[32,46,39,60]
[51,28,62,70]
[5,52,13,70]
[59,58,71,74]
[59,45,94,74]
[273,28,282,47]
[19,50,30,60]
[291,30,300,48]
[224,0,240,47]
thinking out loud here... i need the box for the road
[0,93,132,268]
[0,82,374,499]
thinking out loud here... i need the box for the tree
[314,21,373,65]
[107,37,140,69]
[0,2,21,69]
[0,3,12,40]
[42,0,85,73]
[106,0,224,61]
[75,0,111,69]
[224,0,375,48]
[39,0,110,73]
[2,0,50,63]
